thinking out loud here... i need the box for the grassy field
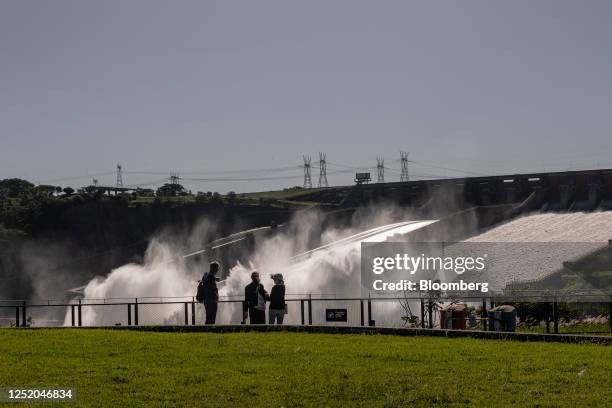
[0,330,610,407]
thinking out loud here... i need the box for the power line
[36,171,116,184]
[124,165,301,176]
[409,160,486,176]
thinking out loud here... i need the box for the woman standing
[269,274,286,325]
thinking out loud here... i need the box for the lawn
[0,329,610,407]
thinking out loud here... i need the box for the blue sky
[1,1,611,192]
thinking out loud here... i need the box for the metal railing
[1,293,611,335]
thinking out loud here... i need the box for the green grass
[0,330,610,407]
[241,187,326,200]
[516,323,612,335]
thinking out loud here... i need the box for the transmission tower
[116,164,124,188]
[303,156,312,188]
[400,152,410,182]
[376,157,385,183]
[318,152,328,187]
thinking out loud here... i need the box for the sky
[1,0,611,193]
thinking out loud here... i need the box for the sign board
[325,308,348,322]
[355,173,372,184]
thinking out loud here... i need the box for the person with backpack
[268,274,286,325]
[196,261,220,324]
[241,271,269,324]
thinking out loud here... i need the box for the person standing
[200,261,220,324]
[242,271,269,324]
[269,274,286,325]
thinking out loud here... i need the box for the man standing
[200,261,220,324]
[242,271,269,324]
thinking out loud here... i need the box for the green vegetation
[516,322,611,335]
[1,329,610,407]
[241,187,325,200]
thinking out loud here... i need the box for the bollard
[428,300,433,329]
[368,299,374,326]
[128,304,132,326]
[15,306,19,328]
[191,302,195,325]
[22,301,26,327]
[300,300,305,325]
[184,303,189,325]
[71,305,75,327]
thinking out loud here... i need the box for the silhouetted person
[242,271,269,324]
[201,262,220,324]
[269,274,286,324]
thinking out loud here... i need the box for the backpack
[196,279,206,302]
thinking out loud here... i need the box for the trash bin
[440,304,467,330]
[488,305,517,332]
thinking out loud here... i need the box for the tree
[156,183,186,197]
[226,191,237,204]
[63,187,75,196]
[0,178,35,197]
[35,185,56,197]
[210,192,223,204]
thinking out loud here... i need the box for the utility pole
[116,164,124,188]
[376,157,385,183]
[400,152,410,182]
[318,152,328,187]
[303,156,312,189]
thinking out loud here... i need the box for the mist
[64,205,431,326]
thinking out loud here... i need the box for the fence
[1,293,611,335]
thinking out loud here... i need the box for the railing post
[360,300,364,326]
[134,298,139,326]
[71,305,75,327]
[15,306,19,327]
[300,300,305,325]
[420,299,425,328]
[609,302,612,334]
[308,295,312,325]
[127,304,132,326]
[428,300,433,329]
[22,301,26,327]
[552,299,558,334]
[191,301,195,325]
[78,299,82,327]
[482,299,487,331]
[184,302,189,325]
[368,299,373,326]
[545,302,550,334]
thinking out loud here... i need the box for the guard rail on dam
[2,292,610,336]
[339,168,612,211]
